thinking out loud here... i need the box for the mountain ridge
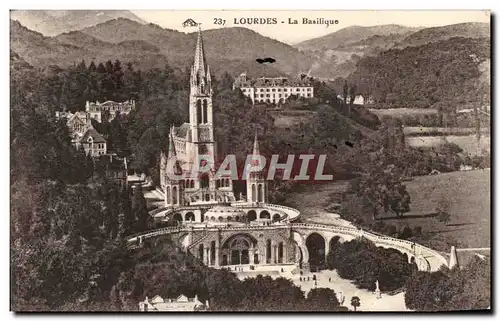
[9,10,146,36]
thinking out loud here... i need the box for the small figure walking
[329,277,331,282]
[300,277,302,282]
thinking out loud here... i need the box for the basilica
[158,28,267,212]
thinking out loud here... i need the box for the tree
[306,288,340,311]
[436,197,451,225]
[342,80,349,102]
[349,84,357,105]
[399,226,413,240]
[132,185,149,232]
[350,296,360,311]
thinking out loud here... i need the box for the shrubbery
[326,238,415,292]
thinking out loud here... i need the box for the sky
[132,10,490,44]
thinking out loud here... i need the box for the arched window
[257,184,263,202]
[251,184,256,202]
[196,100,202,124]
[172,186,178,204]
[266,239,272,263]
[202,100,208,124]
[166,186,171,205]
[201,174,209,189]
[278,242,284,263]
[185,212,195,221]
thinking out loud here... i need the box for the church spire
[252,130,260,156]
[168,128,177,159]
[166,128,182,176]
[193,27,207,76]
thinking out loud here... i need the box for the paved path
[231,265,409,312]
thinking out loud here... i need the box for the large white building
[233,74,314,105]
[86,100,136,123]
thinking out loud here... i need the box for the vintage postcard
[10,10,491,312]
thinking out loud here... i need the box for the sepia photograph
[9,9,491,312]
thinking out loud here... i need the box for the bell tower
[189,27,216,173]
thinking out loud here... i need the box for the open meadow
[289,170,490,251]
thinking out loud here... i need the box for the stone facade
[233,73,314,105]
[86,100,136,123]
[56,110,107,157]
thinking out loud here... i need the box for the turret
[164,128,184,207]
[246,131,267,204]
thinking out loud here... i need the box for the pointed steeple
[193,27,207,76]
[166,128,182,177]
[252,131,260,156]
[449,245,459,269]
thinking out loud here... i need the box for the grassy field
[290,170,490,251]
[399,169,490,249]
[406,134,490,155]
[403,126,489,136]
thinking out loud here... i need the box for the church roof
[174,123,192,141]
[78,125,107,144]
[235,76,313,88]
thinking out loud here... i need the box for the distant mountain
[10,20,169,70]
[9,10,146,36]
[295,23,491,79]
[11,18,311,78]
[296,24,420,51]
[295,25,420,79]
[396,22,490,48]
[80,19,312,76]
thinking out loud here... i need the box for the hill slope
[81,19,312,76]
[295,25,420,78]
[397,22,490,48]
[11,18,311,77]
[10,20,168,70]
[9,10,146,36]
[296,24,419,51]
[348,37,490,109]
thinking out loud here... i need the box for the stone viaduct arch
[305,232,326,268]
[128,223,448,273]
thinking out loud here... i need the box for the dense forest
[405,256,490,311]
[346,37,490,110]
